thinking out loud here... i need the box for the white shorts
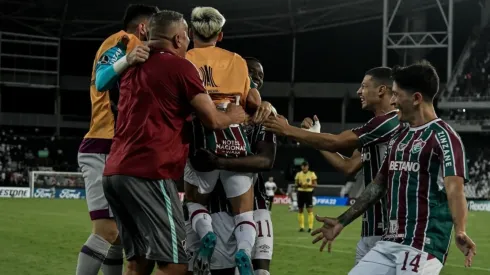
[252,209,274,261]
[186,212,236,271]
[184,159,253,198]
[78,153,112,220]
[349,241,443,275]
[355,236,382,264]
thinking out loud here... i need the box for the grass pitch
[0,199,488,274]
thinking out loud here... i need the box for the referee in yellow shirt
[295,161,318,232]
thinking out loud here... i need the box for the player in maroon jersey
[102,10,246,275]
[311,61,476,275]
[301,67,401,264]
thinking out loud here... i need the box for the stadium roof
[0,0,466,41]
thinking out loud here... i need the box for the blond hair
[190,7,225,41]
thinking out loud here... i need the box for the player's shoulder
[156,52,198,72]
[98,31,130,52]
[216,47,247,65]
[431,119,462,140]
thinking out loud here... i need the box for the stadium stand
[0,126,80,187]
[448,24,490,101]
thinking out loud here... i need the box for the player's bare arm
[311,172,387,252]
[444,175,477,267]
[320,150,362,176]
[191,139,276,173]
[263,115,359,152]
[191,93,247,129]
[247,88,262,110]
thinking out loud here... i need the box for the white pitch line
[275,242,489,272]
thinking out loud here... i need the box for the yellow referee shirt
[295,171,317,192]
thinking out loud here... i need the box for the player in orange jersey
[76,4,158,275]
[184,6,273,275]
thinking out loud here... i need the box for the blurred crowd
[0,127,80,187]
[449,25,490,101]
[1,125,489,198]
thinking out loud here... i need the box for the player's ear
[217,32,223,42]
[412,92,423,106]
[378,85,387,97]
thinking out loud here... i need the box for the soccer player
[183,7,267,275]
[185,122,276,275]
[301,67,401,263]
[76,4,157,275]
[264,177,277,211]
[102,10,246,275]
[294,161,318,232]
[312,61,477,274]
[187,57,274,275]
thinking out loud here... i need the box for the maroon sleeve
[434,124,469,183]
[177,59,206,101]
[351,112,399,147]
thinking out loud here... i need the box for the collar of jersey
[409,118,441,131]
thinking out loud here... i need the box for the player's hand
[455,231,476,267]
[252,101,276,124]
[226,103,247,124]
[263,115,290,136]
[190,149,219,172]
[301,115,321,133]
[127,45,150,65]
[311,215,344,252]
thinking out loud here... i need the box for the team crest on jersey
[307,178,310,182]
[411,139,426,154]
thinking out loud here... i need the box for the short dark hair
[301,161,309,166]
[392,60,440,102]
[123,4,159,31]
[148,10,184,39]
[244,57,261,65]
[365,67,392,87]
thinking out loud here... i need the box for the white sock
[254,270,270,275]
[234,211,256,256]
[187,202,214,239]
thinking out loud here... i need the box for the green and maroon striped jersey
[379,118,468,264]
[352,110,401,237]
[190,119,252,158]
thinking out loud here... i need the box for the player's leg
[297,192,305,231]
[305,192,314,232]
[267,196,274,211]
[183,213,200,275]
[348,243,396,275]
[210,212,237,273]
[102,176,155,275]
[252,209,273,275]
[184,160,220,273]
[221,171,256,274]
[356,236,382,264]
[77,153,122,275]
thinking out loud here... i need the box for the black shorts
[297,191,313,208]
[103,175,187,264]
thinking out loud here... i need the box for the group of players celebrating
[74,3,477,275]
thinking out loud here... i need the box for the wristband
[113,55,129,74]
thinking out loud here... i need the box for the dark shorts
[297,191,313,208]
[103,175,187,264]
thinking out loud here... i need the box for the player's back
[104,51,204,180]
[186,46,249,107]
[79,30,141,154]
